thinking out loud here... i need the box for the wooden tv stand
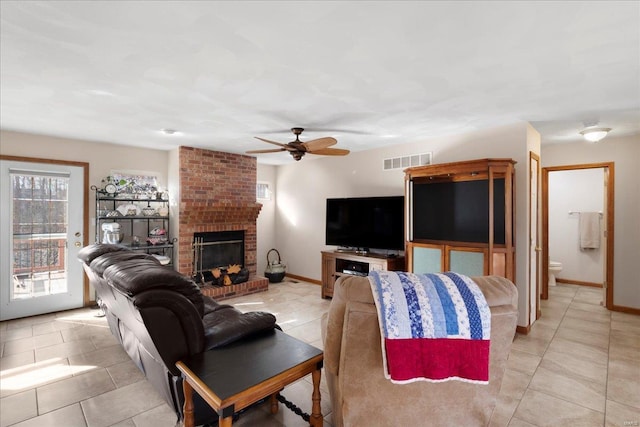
[321,251,405,298]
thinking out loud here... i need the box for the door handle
[74,242,82,247]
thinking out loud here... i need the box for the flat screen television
[326,196,405,251]
[411,179,505,244]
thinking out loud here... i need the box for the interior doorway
[541,162,614,309]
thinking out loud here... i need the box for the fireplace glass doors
[193,231,244,278]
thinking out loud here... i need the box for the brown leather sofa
[321,274,518,427]
[78,244,276,426]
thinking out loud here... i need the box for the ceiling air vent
[383,152,432,171]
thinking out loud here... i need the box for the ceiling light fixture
[579,127,611,143]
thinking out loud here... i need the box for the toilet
[548,261,563,286]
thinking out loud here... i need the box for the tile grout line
[530,287,610,425]
[602,299,613,426]
[3,285,633,427]
[508,286,574,426]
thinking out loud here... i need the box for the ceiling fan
[246,127,350,161]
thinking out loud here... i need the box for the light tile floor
[1,280,638,426]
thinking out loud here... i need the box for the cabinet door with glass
[409,242,488,277]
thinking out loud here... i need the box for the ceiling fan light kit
[246,128,350,161]
[579,127,611,143]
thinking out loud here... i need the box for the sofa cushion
[471,275,519,308]
[90,251,160,276]
[202,307,277,349]
[78,243,129,265]
[103,259,205,317]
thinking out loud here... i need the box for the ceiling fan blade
[245,148,287,154]
[255,136,297,151]
[308,147,350,156]
[302,137,337,152]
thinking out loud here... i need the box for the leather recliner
[78,244,276,426]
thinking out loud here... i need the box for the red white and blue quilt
[368,270,491,384]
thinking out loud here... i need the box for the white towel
[579,212,600,250]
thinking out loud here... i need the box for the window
[10,171,69,298]
[256,182,271,200]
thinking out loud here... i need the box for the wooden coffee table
[176,329,324,427]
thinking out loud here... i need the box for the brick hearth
[178,146,266,299]
[200,277,269,301]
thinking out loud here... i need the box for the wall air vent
[383,152,432,171]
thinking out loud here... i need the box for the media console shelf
[321,251,405,298]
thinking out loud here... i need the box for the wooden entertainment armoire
[405,158,516,281]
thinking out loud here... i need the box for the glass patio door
[0,159,85,321]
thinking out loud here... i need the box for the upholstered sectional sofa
[321,274,518,427]
[78,244,276,426]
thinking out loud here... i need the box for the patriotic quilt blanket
[368,270,491,384]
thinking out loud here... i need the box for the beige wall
[1,130,170,246]
[256,164,277,277]
[167,147,180,262]
[1,130,170,301]
[13,127,635,323]
[0,131,279,281]
[542,134,640,310]
[273,122,538,326]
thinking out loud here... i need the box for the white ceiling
[1,1,639,165]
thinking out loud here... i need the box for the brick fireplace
[177,146,268,299]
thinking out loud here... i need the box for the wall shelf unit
[405,158,516,281]
[93,187,174,266]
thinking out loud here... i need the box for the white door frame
[0,155,89,320]
[529,152,541,323]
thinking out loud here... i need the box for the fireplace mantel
[180,202,263,225]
